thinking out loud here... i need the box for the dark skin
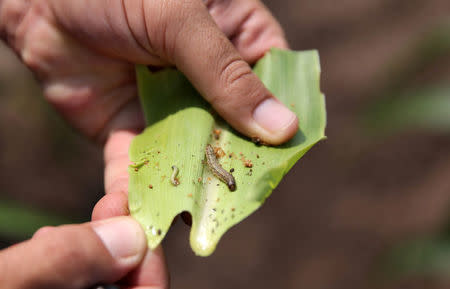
[0,0,297,288]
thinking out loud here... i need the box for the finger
[92,194,169,289]
[92,195,170,289]
[166,1,298,145]
[206,0,289,63]
[90,130,137,221]
[104,130,137,195]
[121,246,169,288]
[92,195,169,289]
[93,129,132,220]
[99,131,170,288]
[48,0,298,145]
[0,217,149,289]
[92,191,129,221]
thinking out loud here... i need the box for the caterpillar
[171,165,180,186]
[205,145,236,191]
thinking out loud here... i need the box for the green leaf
[129,49,326,256]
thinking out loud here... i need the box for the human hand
[0,0,297,145]
[1,0,297,287]
[0,216,168,289]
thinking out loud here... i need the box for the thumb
[0,217,147,289]
[169,2,299,145]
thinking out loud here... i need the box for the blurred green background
[0,0,449,288]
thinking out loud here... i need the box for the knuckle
[19,20,64,80]
[216,57,268,110]
[0,0,39,46]
[32,226,56,239]
[219,58,254,100]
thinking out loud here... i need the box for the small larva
[205,144,236,191]
[129,159,148,168]
[171,165,180,186]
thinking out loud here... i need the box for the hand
[0,216,168,289]
[1,0,297,287]
[0,0,297,145]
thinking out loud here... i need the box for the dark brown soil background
[0,1,449,288]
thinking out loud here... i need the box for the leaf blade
[130,49,326,256]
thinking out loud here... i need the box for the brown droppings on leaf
[228,152,237,159]
[214,146,226,158]
[251,137,262,145]
[213,129,222,140]
[251,136,269,146]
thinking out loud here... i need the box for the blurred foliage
[364,23,450,136]
[381,23,450,93]
[0,199,73,240]
[367,23,450,281]
[365,86,450,134]
[381,220,450,279]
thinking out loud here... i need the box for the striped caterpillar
[205,145,236,191]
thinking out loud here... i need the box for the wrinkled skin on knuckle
[220,58,252,90]
[218,59,268,111]
[214,58,253,105]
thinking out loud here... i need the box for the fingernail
[253,98,297,133]
[93,217,145,263]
